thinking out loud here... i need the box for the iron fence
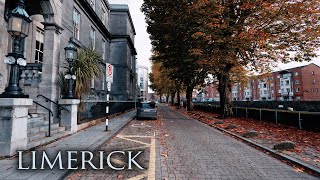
[78,100,136,124]
[194,104,320,132]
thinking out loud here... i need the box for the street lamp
[63,41,78,99]
[0,0,31,98]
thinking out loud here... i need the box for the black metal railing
[33,101,53,137]
[78,100,136,124]
[37,94,69,126]
[194,104,320,132]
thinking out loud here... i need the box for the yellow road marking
[117,135,151,146]
[127,173,148,180]
[147,137,156,180]
[122,135,154,138]
[123,145,150,151]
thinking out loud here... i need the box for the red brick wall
[301,64,320,100]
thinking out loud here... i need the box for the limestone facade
[0,0,137,119]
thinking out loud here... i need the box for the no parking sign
[106,63,113,83]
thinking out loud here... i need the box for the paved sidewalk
[156,105,318,180]
[0,110,136,180]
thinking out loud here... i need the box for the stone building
[0,0,136,150]
[109,4,137,101]
[137,65,148,101]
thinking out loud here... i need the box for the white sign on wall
[106,63,113,83]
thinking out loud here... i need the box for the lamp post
[63,41,78,99]
[0,0,31,98]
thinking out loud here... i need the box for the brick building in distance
[204,63,320,101]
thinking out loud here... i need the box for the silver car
[136,102,158,120]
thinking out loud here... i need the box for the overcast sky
[109,0,320,72]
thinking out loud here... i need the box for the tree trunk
[186,86,194,111]
[177,88,181,109]
[218,72,233,119]
[159,92,162,103]
[166,95,169,103]
[170,92,175,106]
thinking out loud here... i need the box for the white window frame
[102,39,106,60]
[73,8,81,40]
[91,78,95,89]
[90,27,96,49]
[35,28,44,63]
[90,0,95,10]
[101,2,106,25]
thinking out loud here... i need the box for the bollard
[298,112,302,130]
[259,109,262,121]
[275,110,278,124]
[246,108,248,119]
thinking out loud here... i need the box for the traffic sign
[106,63,113,83]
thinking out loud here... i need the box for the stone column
[0,98,33,156]
[58,99,80,133]
[38,23,61,121]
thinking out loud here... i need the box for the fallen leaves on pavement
[173,106,320,169]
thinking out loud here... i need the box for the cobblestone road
[156,105,317,180]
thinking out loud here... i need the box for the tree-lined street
[67,105,318,179]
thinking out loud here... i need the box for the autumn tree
[142,0,209,110]
[191,0,320,118]
[149,61,180,104]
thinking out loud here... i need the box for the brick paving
[155,105,318,180]
[66,119,160,180]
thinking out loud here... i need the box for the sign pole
[106,83,109,131]
[105,63,113,132]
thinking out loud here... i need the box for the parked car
[136,102,158,120]
[207,98,214,102]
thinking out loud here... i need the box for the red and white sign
[106,63,113,83]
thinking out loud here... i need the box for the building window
[312,71,315,75]
[316,88,319,93]
[35,28,44,63]
[294,72,299,76]
[90,0,95,10]
[285,80,289,86]
[311,88,314,92]
[296,88,299,92]
[101,3,106,25]
[102,39,106,60]
[90,27,95,49]
[102,74,105,91]
[73,9,81,40]
[277,75,280,78]
[91,78,95,89]
[295,80,299,84]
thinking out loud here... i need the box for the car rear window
[138,103,156,108]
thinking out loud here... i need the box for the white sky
[109,0,320,74]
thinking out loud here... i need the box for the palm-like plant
[58,47,103,99]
